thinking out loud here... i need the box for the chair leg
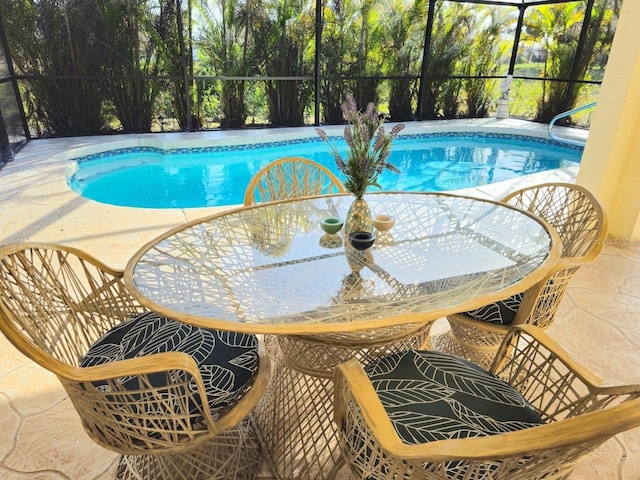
[115,417,262,480]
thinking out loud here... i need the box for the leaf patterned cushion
[364,350,544,447]
[80,311,259,419]
[464,292,524,325]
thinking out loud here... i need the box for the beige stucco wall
[577,0,640,241]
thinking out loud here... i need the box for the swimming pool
[67,132,582,209]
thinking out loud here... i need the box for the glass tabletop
[124,192,560,334]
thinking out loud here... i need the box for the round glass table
[124,191,560,479]
[125,192,559,334]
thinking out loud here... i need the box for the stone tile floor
[1,123,638,479]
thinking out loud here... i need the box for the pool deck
[2,119,640,479]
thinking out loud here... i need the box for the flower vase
[344,198,373,236]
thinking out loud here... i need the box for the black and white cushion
[464,292,524,325]
[364,350,543,455]
[80,312,259,419]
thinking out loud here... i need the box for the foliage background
[0,0,621,137]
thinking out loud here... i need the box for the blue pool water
[68,132,582,209]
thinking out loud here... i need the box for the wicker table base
[254,323,433,480]
[432,323,505,369]
[116,417,262,480]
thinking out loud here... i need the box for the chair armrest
[63,351,220,432]
[491,325,622,420]
[334,358,410,455]
[64,342,270,445]
[492,325,601,386]
[67,350,200,381]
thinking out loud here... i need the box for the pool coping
[56,117,588,160]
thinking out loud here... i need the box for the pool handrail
[548,102,596,147]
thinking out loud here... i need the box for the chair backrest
[334,325,640,480]
[0,243,144,368]
[501,182,607,260]
[0,243,268,455]
[503,183,608,328]
[244,156,345,206]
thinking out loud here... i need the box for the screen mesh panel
[0,26,27,163]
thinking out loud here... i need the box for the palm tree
[2,0,110,135]
[524,3,583,122]
[462,5,513,118]
[380,0,426,121]
[101,0,166,133]
[195,0,256,128]
[321,0,384,124]
[321,0,358,124]
[420,2,471,119]
[252,0,315,126]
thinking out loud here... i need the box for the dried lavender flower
[316,92,404,199]
[315,128,328,142]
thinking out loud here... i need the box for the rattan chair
[0,242,270,480]
[334,324,640,480]
[243,156,345,206]
[435,182,608,368]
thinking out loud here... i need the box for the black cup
[348,231,376,250]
